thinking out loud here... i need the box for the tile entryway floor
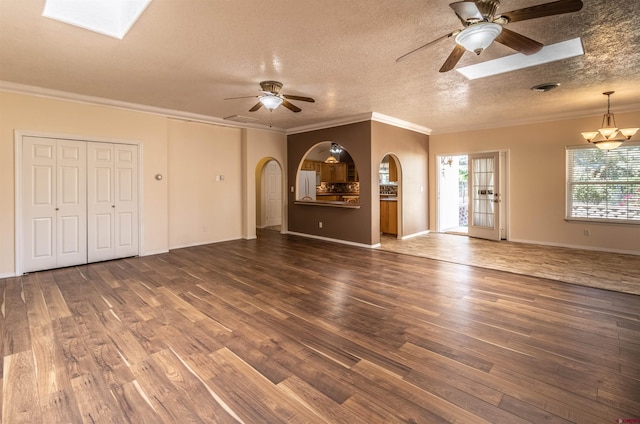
[378,233,640,295]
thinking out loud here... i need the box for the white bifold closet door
[22,137,88,272]
[22,136,138,273]
[87,142,139,262]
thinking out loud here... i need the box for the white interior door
[114,144,139,258]
[22,137,87,272]
[87,142,115,262]
[468,152,501,241]
[264,160,282,227]
[88,142,139,262]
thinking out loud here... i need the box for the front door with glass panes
[468,151,502,240]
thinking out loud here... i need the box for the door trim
[14,130,143,276]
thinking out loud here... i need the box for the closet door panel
[23,138,57,271]
[87,143,115,262]
[22,137,86,272]
[114,144,139,258]
[56,141,87,267]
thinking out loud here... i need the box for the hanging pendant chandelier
[581,91,638,150]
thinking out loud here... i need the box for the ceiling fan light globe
[259,95,283,110]
[455,22,502,55]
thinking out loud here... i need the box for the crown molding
[0,80,285,133]
[286,112,431,135]
[371,112,431,135]
[430,103,640,135]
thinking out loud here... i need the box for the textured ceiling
[1,0,639,133]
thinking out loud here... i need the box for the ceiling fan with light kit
[397,0,583,72]
[224,80,315,113]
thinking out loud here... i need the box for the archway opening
[256,158,283,232]
[379,154,401,237]
[297,141,360,204]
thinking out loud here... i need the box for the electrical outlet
[583,229,591,236]
[319,221,323,229]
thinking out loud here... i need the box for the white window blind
[566,143,640,223]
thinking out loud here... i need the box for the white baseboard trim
[286,231,376,249]
[401,230,430,240]
[508,238,640,256]
[140,249,170,257]
[0,272,17,279]
[169,236,241,251]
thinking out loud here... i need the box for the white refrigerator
[298,170,317,200]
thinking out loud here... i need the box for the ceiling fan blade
[494,27,543,55]
[450,1,483,23]
[498,0,583,24]
[281,99,302,113]
[396,31,459,63]
[439,44,466,72]
[224,95,259,100]
[283,94,315,103]
[249,102,263,112]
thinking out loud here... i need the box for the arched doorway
[256,158,283,231]
[379,154,402,238]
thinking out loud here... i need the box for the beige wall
[429,111,640,254]
[245,128,287,239]
[1,91,169,276]
[167,120,243,248]
[0,90,286,277]
[371,121,429,243]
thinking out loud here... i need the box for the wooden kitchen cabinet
[380,200,398,235]
[389,159,398,182]
[301,160,316,171]
[320,162,347,182]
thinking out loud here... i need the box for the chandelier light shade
[581,91,639,150]
[329,143,343,154]
[455,22,503,55]
[259,95,283,110]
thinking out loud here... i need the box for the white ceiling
[1,0,639,134]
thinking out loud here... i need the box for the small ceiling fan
[224,81,315,113]
[397,0,583,72]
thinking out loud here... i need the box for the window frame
[566,142,640,225]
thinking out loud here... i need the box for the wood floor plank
[71,372,126,423]
[151,348,243,423]
[129,356,205,423]
[40,389,83,424]
[2,350,42,424]
[2,278,30,357]
[277,375,368,424]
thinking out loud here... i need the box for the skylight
[43,0,152,39]
[456,38,584,80]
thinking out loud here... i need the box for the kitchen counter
[294,200,360,209]
[380,197,397,201]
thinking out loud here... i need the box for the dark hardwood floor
[2,229,639,423]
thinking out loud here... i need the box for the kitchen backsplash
[317,182,359,194]
[380,184,398,195]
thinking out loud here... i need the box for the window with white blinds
[566,143,640,223]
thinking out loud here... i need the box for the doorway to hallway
[437,155,468,234]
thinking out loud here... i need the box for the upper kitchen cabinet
[320,162,347,182]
